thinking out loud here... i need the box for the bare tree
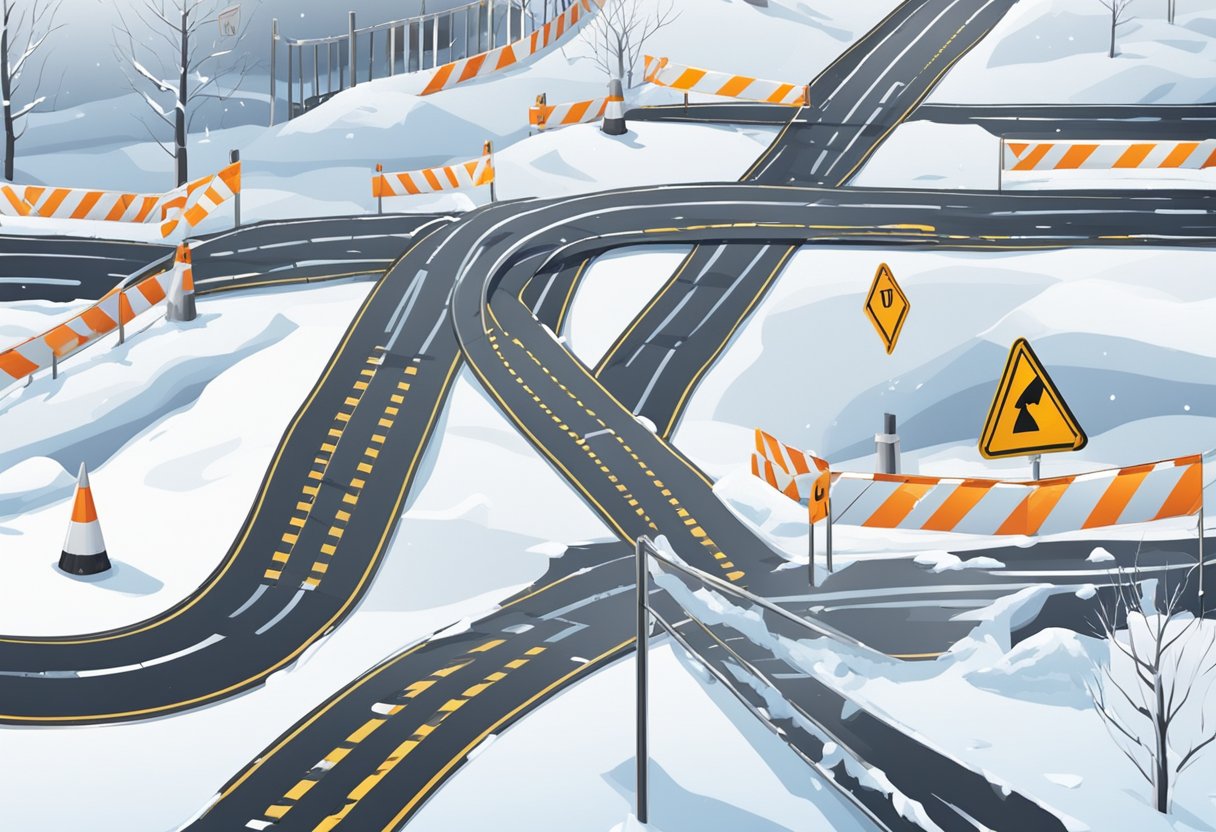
[1097,0,1135,57]
[1085,562,1216,813]
[113,0,257,188]
[584,0,678,88]
[0,0,62,181]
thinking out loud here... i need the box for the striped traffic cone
[166,242,197,323]
[602,78,626,136]
[59,463,111,576]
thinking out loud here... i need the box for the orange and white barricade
[373,143,495,199]
[643,55,808,107]
[1003,140,1216,172]
[0,248,186,383]
[421,0,604,96]
[751,428,829,503]
[752,429,1203,536]
[529,93,609,131]
[0,161,241,238]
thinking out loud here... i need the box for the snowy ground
[1,0,898,239]
[858,0,1216,189]
[407,640,880,832]
[654,556,1216,831]
[929,0,1216,105]
[673,246,1216,493]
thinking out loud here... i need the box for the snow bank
[673,247,1216,491]
[0,282,372,634]
[407,641,878,832]
[562,245,690,367]
[930,0,1216,104]
[853,121,1216,191]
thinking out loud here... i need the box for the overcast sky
[46,0,467,109]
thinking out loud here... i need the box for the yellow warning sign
[863,263,909,354]
[809,470,830,524]
[979,338,1087,459]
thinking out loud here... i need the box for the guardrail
[271,1,579,122]
[633,535,1075,831]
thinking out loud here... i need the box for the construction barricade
[373,142,496,206]
[642,55,808,106]
[0,244,193,384]
[0,161,241,238]
[421,0,605,96]
[752,428,1203,536]
[1002,139,1216,173]
[529,93,609,131]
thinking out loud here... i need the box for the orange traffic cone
[59,463,111,576]
[166,242,197,323]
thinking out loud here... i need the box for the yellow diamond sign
[863,263,910,354]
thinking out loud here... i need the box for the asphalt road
[0,214,446,303]
[911,102,1216,139]
[0,214,462,723]
[745,0,1019,187]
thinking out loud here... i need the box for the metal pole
[1200,507,1206,618]
[313,44,320,100]
[118,298,125,345]
[296,46,303,114]
[52,352,58,380]
[286,43,293,118]
[826,497,834,573]
[998,136,1004,191]
[376,163,383,214]
[634,536,649,825]
[808,519,815,588]
[486,140,497,203]
[1030,454,1041,481]
[368,29,375,81]
[349,11,357,87]
[269,19,277,126]
[432,10,439,65]
[390,25,396,76]
[230,149,241,227]
[340,40,346,88]
[488,0,494,48]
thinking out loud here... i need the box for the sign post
[979,337,1087,462]
[635,536,650,825]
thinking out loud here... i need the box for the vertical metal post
[52,352,58,380]
[340,40,346,88]
[876,412,900,474]
[1200,507,1206,618]
[286,43,293,118]
[118,297,126,345]
[486,140,496,203]
[432,10,439,65]
[329,42,335,93]
[390,25,396,76]
[464,7,470,59]
[368,29,375,81]
[507,0,513,42]
[1030,454,1041,481]
[313,44,320,102]
[269,19,277,126]
[296,46,303,113]
[998,136,1004,192]
[349,11,357,87]
[808,519,815,588]
[488,0,495,48]
[634,536,649,825]
[826,498,834,573]
[375,163,383,214]
[230,149,241,227]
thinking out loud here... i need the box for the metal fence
[270,1,579,123]
[633,536,1075,832]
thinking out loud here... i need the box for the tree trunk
[1,3,15,182]
[1109,8,1117,58]
[176,9,190,186]
[1154,673,1170,812]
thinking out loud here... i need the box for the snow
[1088,546,1117,563]
[651,562,1216,831]
[406,641,879,832]
[672,247,1216,506]
[853,121,1216,190]
[929,0,1216,104]
[563,245,690,367]
[913,551,1006,573]
[0,281,372,634]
